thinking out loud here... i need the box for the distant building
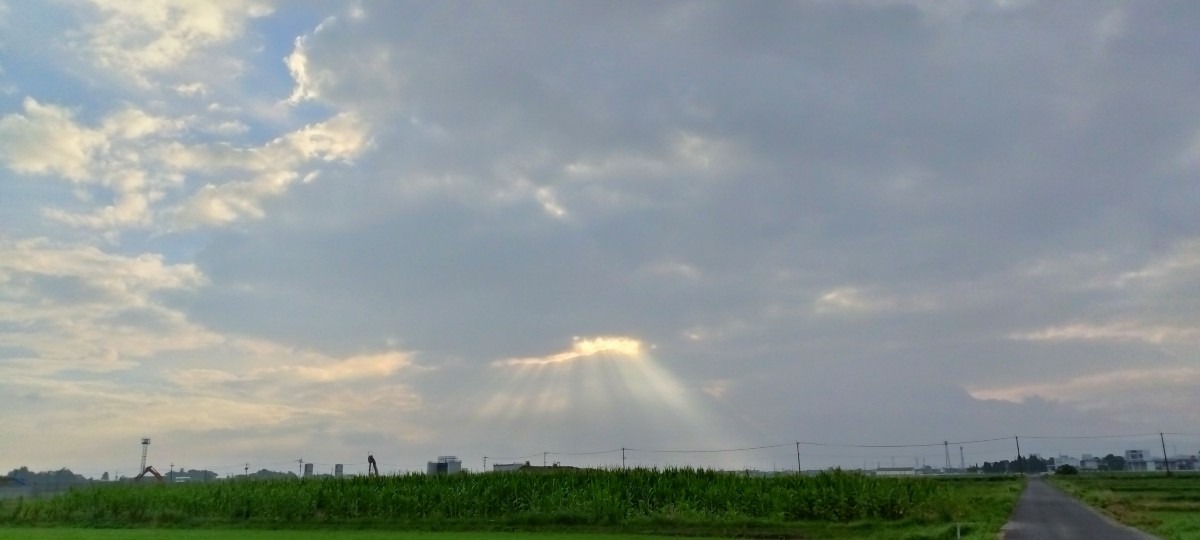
[1054,455,1080,468]
[493,463,525,472]
[303,463,314,478]
[427,456,462,475]
[1125,450,1155,472]
[874,467,916,476]
[1079,454,1101,470]
[334,464,344,478]
[1152,456,1199,471]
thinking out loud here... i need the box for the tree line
[972,454,1126,474]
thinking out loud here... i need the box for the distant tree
[5,467,87,486]
[981,460,1016,474]
[1101,454,1126,471]
[101,472,109,481]
[1055,465,1079,475]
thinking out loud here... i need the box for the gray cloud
[4,0,1200,473]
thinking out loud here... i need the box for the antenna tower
[140,438,151,472]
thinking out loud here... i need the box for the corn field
[4,469,988,528]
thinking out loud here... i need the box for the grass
[1,469,1024,539]
[0,530,731,540]
[1049,472,1200,540]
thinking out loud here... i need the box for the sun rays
[469,336,732,462]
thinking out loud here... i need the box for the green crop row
[2,469,1022,535]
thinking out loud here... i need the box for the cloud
[969,367,1200,425]
[283,17,335,105]
[493,337,644,367]
[0,92,371,232]
[0,238,215,373]
[0,98,107,181]
[73,0,273,87]
[165,112,371,227]
[813,287,898,315]
[250,351,415,382]
[5,1,1200,474]
[1009,238,1200,346]
[1010,322,1200,345]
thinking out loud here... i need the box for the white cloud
[1012,239,1200,346]
[173,82,209,97]
[0,100,186,229]
[203,120,250,135]
[494,336,644,367]
[1113,238,1200,288]
[284,29,321,104]
[166,112,371,228]
[0,92,371,232]
[74,0,273,86]
[0,98,107,181]
[813,286,898,315]
[969,367,1200,424]
[171,170,299,226]
[0,238,215,373]
[1010,322,1200,345]
[101,107,182,140]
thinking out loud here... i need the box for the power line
[627,443,792,454]
[549,449,623,456]
[1022,433,1162,440]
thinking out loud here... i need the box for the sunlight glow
[471,335,736,460]
[492,336,642,366]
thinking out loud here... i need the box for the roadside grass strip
[1050,473,1200,540]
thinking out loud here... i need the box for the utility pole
[299,458,304,477]
[245,463,249,477]
[960,446,965,470]
[621,448,626,470]
[1014,436,1023,475]
[944,441,951,471]
[795,442,802,474]
[543,452,547,467]
[483,457,487,471]
[1160,433,1171,475]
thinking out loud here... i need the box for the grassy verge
[1,470,1023,539]
[1049,473,1200,540]
[0,530,728,540]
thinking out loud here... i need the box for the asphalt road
[1001,477,1156,539]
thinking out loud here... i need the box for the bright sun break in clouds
[473,336,740,463]
[492,336,643,367]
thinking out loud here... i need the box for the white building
[1053,455,1080,468]
[1125,449,1155,471]
[427,456,462,475]
[874,467,916,476]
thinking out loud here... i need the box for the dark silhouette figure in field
[368,453,379,477]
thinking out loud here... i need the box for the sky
[2,0,1200,479]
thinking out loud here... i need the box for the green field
[1049,473,1200,540]
[2,469,1024,539]
[0,530,728,540]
